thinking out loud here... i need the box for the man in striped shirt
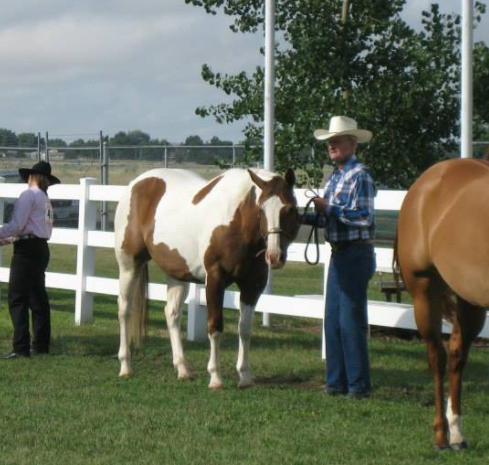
[311,116,376,398]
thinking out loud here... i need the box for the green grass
[0,247,487,464]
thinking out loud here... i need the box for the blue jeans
[325,242,376,394]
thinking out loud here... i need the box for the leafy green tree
[474,41,489,150]
[0,128,18,147]
[18,133,38,147]
[48,138,67,148]
[185,0,487,188]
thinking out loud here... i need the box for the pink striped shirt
[0,186,54,240]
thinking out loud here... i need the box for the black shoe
[347,391,370,399]
[1,352,30,360]
[31,349,49,356]
[324,389,347,396]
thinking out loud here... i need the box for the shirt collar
[334,155,358,175]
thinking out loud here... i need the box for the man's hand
[312,197,327,212]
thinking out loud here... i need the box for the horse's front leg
[236,270,267,389]
[205,267,226,389]
[236,302,255,389]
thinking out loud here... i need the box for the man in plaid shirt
[311,116,376,398]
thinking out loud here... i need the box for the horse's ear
[284,168,295,187]
[248,169,267,190]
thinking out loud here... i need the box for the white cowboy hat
[314,116,373,144]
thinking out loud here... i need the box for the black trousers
[8,238,51,355]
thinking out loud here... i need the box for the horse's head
[248,168,300,269]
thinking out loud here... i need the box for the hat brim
[19,168,61,185]
[314,129,373,144]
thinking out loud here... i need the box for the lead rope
[303,185,322,266]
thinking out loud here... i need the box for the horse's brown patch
[204,186,268,317]
[192,176,223,204]
[258,176,296,206]
[150,241,202,283]
[122,177,196,281]
[122,177,166,261]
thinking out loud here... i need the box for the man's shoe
[1,352,30,360]
[31,349,49,356]
[347,391,370,399]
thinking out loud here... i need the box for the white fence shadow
[0,178,488,342]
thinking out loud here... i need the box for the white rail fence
[0,178,488,340]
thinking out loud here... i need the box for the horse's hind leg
[409,275,449,449]
[446,298,486,450]
[117,254,143,377]
[164,278,191,380]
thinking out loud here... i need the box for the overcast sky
[0,0,487,144]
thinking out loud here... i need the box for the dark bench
[375,275,406,303]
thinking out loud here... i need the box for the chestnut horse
[395,158,487,450]
[114,167,299,389]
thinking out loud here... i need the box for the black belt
[330,239,373,252]
[16,234,40,241]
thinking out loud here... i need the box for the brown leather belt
[330,239,373,252]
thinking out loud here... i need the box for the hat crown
[328,116,358,133]
[31,161,52,176]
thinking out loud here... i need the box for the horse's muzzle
[266,250,284,269]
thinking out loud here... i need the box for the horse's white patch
[446,397,465,445]
[261,195,285,266]
[237,302,254,388]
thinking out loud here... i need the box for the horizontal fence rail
[0,178,488,342]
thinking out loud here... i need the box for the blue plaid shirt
[321,156,376,242]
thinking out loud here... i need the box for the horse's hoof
[238,380,254,390]
[177,369,193,381]
[209,383,224,390]
[450,441,468,452]
[118,372,132,378]
[433,444,451,452]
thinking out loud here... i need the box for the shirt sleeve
[325,171,375,228]
[0,190,34,238]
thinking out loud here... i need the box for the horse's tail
[129,263,150,348]
[392,228,403,292]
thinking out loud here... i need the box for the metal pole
[264,0,275,172]
[164,145,168,168]
[461,0,473,158]
[262,0,276,327]
[232,145,236,166]
[45,132,49,163]
[37,132,41,161]
[100,132,109,231]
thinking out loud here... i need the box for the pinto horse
[395,158,488,450]
[114,167,299,389]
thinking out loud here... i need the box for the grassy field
[0,161,487,463]
[0,247,488,464]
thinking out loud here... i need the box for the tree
[185,0,487,188]
[18,133,38,148]
[0,128,18,147]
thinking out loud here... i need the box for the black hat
[19,161,61,186]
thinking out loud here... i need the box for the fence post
[74,177,98,324]
[0,177,5,308]
[164,146,168,168]
[187,283,208,341]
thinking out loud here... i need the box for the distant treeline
[0,128,250,164]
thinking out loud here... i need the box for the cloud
[0,0,263,141]
[1,0,487,143]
